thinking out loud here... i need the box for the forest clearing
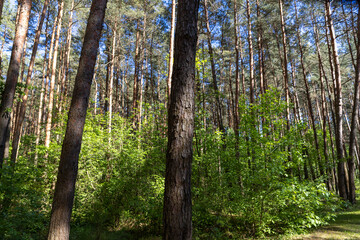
[1,0,360,239]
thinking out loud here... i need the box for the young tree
[163,0,199,238]
[47,0,108,238]
[0,0,32,167]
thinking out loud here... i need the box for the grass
[290,200,360,240]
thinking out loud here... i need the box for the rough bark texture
[347,0,360,204]
[47,0,107,239]
[163,0,199,238]
[0,0,32,167]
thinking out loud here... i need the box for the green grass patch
[291,192,360,240]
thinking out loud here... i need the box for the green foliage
[0,90,343,239]
[0,161,49,239]
[191,88,341,238]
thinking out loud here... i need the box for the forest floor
[72,202,360,240]
[290,201,360,240]
[71,193,360,240]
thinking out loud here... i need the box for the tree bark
[325,0,347,200]
[132,22,141,128]
[0,0,4,23]
[163,0,199,238]
[45,0,64,148]
[35,13,50,161]
[295,1,324,178]
[47,0,107,239]
[0,0,32,167]
[167,0,176,106]
[347,0,360,204]
[246,0,255,103]
[11,0,50,164]
[60,0,75,114]
[233,0,240,160]
[279,0,290,130]
[203,0,224,132]
[256,0,265,94]
[108,28,116,138]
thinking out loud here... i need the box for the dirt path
[291,204,360,240]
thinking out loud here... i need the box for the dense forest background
[0,0,359,239]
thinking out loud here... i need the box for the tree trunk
[279,0,290,130]
[325,0,347,200]
[341,4,356,70]
[138,12,147,129]
[312,11,334,188]
[167,0,176,106]
[0,0,4,23]
[47,0,107,239]
[11,0,50,164]
[45,0,64,148]
[0,27,7,78]
[163,0,199,238]
[233,0,240,162]
[132,23,141,128]
[347,0,360,204]
[203,0,224,132]
[256,0,265,94]
[35,13,51,161]
[0,0,32,168]
[60,0,75,114]
[295,1,324,178]
[246,0,255,103]
[108,28,116,138]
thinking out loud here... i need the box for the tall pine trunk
[295,1,324,179]
[246,0,255,103]
[163,0,199,238]
[47,0,107,238]
[45,0,64,148]
[204,0,224,132]
[11,0,50,163]
[347,0,360,204]
[325,0,347,200]
[167,0,176,106]
[0,0,32,167]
